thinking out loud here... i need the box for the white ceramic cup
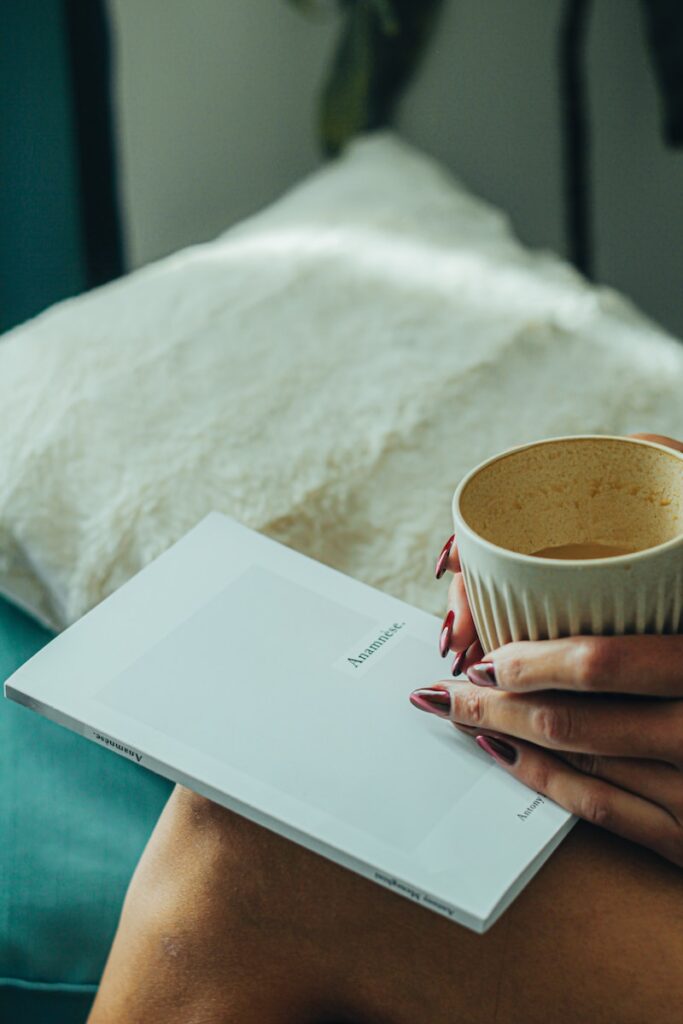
[452,435,683,653]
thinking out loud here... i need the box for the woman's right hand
[426,433,683,867]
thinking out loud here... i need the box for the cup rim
[452,434,683,567]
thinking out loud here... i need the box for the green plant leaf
[318,0,445,156]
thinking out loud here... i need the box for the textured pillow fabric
[0,594,172,1016]
[1,132,682,632]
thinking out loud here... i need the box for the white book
[5,513,574,932]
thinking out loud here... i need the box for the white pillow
[1,133,682,631]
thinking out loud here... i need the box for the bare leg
[88,786,683,1024]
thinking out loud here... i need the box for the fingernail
[409,688,451,719]
[467,662,497,687]
[439,610,455,657]
[451,649,467,677]
[476,734,518,766]
[435,534,455,580]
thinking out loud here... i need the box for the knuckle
[577,788,614,829]
[532,702,574,747]
[564,752,602,777]
[465,689,485,724]
[573,638,615,690]
[502,653,526,689]
[454,687,486,725]
[526,757,552,795]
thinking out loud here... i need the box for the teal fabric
[0,982,95,1024]
[0,1,86,332]
[0,595,172,1021]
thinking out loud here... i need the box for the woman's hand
[414,434,683,867]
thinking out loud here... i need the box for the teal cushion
[0,595,172,1022]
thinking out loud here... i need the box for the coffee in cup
[452,435,683,652]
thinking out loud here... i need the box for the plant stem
[559,0,593,279]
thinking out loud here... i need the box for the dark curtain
[0,0,124,334]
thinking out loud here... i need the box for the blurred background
[2,0,682,336]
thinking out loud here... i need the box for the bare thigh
[88,787,683,1024]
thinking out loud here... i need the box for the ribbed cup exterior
[455,534,683,653]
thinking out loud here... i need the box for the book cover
[5,513,574,932]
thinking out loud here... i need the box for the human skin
[87,433,683,1024]
[418,433,683,868]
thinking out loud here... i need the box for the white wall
[109,0,336,267]
[110,0,683,337]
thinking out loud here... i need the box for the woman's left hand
[413,633,683,866]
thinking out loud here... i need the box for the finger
[445,573,478,653]
[558,752,683,824]
[449,639,484,679]
[457,727,683,819]
[629,433,683,453]
[474,733,683,866]
[475,635,683,697]
[445,682,683,762]
[446,540,461,574]
[462,639,484,674]
[435,534,460,578]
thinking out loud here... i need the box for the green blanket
[0,596,171,1022]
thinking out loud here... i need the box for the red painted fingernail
[409,688,451,719]
[451,649,467,677]
[467,662,497,687]
[435,534,455,579]
[476,734,518,765]
[439,610,455,657]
